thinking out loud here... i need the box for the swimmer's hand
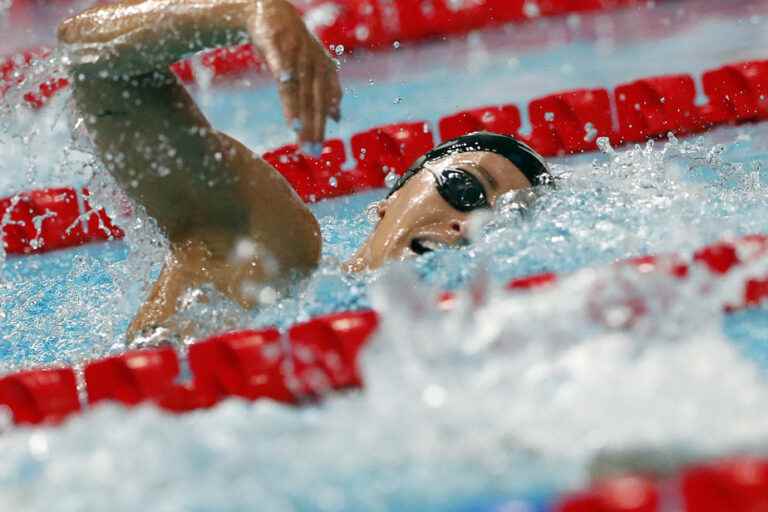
[250,0,342,149]
[126,232,278,341]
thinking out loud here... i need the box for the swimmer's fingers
[249,0,339,147]
[249,0,303,126]
[305,49,342,145]
[327,65,342,123]
[297,45,316,146]
[271,50,301,134]
[277,71,301,131]
[310,63,341,142]
[253,24,303,134]
[310,64,326,144]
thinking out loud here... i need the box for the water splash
[3,123,768,371]
[0,246,767,510]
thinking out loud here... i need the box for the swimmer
[57,0,552,339]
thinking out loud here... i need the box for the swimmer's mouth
[409,238,443,255]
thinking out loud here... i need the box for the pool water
[2,0,768,510]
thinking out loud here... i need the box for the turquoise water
[5,122,768,371]
[2,0,768,510]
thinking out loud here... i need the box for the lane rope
[2,58,767,255]
[3,0,645,87]
[1,233,767,424]
[0,233,767,512]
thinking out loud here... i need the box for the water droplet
[422,385,446,408]
[596,137,615,154]
[354,24,370,41]
[366,201,381,223]
[583,122,598,142]
[259,286,278,305]
[523,1,540,18]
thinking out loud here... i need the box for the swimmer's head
[344,132,552,271]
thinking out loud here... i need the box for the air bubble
[596,136,615,154]
[366,201,381,223]
[354,24,370,41]
[584,122,598,142]
[422,385,446,408]
[523,1,540,18]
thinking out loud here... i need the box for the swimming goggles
[429,167,490,213]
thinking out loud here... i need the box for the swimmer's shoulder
[216,131,302,197]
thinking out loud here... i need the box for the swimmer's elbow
[287,209,323,274]
[288,209,322,273]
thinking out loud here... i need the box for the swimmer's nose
[450,220,472,242]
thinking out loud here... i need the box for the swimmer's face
[344,151,533,271]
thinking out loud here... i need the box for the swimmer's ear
[366,199,389,224]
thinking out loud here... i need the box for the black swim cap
[387,131,552,198]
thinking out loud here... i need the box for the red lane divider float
[0,368,80,425]
[3,57,768,255]
[0,187,122,255]
[1,235,767,427]
[555,457,768,512]
[3,0,645,87]
[556,475,659,512]
[701,60,768,125]
[681,457,768,511]
[175,0,643,80]
[0,47,71,107]
[0,310,380,424]
[0,47,49,96]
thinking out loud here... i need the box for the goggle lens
[434,168,489,212]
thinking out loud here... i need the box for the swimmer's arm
[56,0,335,254]
[58,0,341,143]
[57,0,252,77]
[57,0,338,337]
